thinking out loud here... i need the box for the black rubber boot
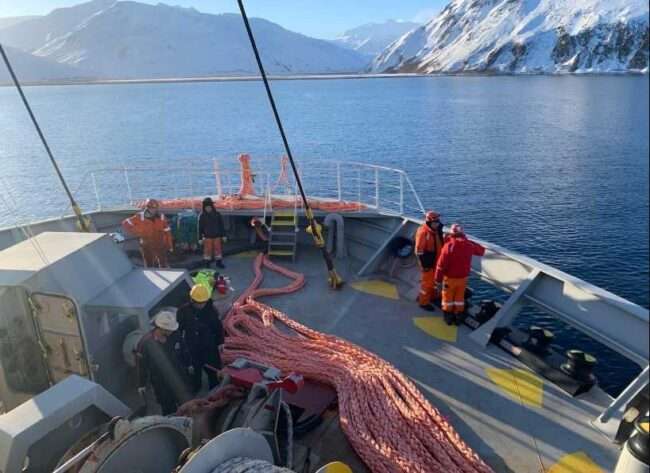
[419,304,436,312]
[455,312,468,326]
[215,259,225,269]
[443,311,454,326]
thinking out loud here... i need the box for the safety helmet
[144,198,160,210]
[425,211,440,222]
[190,284,210,303]
[153,309,179,332]
[450,223,464,236]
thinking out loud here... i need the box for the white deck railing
[65,158,426,218]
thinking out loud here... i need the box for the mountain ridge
[333,20,421,57]
[372,0,649,74]
[0,0,368,81]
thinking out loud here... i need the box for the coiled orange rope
[222,254,494,473]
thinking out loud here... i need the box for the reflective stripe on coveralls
[415,223,442,305]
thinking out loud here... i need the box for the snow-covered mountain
[333,20,421,57]
[0,45,89,82]
[372,0,650,73]
[0,0,368,80]
[0,0,114,52]
[0,16,41,31]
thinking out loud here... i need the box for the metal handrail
[65,159,427,218]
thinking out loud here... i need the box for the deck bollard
[615,416,650,473]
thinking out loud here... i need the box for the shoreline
[1,70,647,88]
[0,72,426,88]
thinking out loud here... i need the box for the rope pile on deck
[222,253,494,473]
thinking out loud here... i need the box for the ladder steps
[268,250,295,257]
[268,207,298,261]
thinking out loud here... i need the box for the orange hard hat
[450,223,464,235]
[425,211,440,222]
[144,198,160,210]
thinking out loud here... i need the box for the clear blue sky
[0,0,446,39]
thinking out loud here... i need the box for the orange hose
[222,254,494,473]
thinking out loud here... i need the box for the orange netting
[134,154,367,213]
[135,195,365,212]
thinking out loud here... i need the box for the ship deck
[184,245,619,473]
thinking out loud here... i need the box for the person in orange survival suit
[122,198,173,268]
[415,211,444,311]
[435,224,486,326]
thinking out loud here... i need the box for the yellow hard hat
[190,284,210,303]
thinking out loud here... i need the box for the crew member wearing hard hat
[136,309,191,415]
[177,284,224,393]
[122,199,173,268]
[435,224,486,325]
[198,197,226,269]
[415,211,444,311]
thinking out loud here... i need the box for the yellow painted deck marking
[350,280,399,300]
[547,451,603,473]
[486,368,544,408]
[315,462,353,473]
[233,250,259,258]
[413,317,457,343]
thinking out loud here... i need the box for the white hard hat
[153,309,179,332]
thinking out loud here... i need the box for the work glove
[222,236,228,243]
[137,386,147,398]
[187,366,195,376]
[198,238,204,245]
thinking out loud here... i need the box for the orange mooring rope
[222,254,494,473]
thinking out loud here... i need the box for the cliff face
[372,0,649,74]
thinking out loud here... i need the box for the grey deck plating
[219,247,619,473]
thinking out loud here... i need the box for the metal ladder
[268,208,298,261]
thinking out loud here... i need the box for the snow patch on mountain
[372,0,649,73]
[0,0,368,80]
[333,20,421,57]
[0,45,89,82]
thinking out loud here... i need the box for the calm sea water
[1,76,648,394]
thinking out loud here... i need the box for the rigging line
[235,0,343,288]
[0,44,91,232]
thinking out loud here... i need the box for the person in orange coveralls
[415,211,444,311]
[435,223,486,326]
[122,198,173,268]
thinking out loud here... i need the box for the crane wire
[0,44,90,232]
[235,0,343,289]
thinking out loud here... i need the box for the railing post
[404,173,426,216]
[336,162,342,202]
[374,168,379,210]
[189,170,195,211]
[357,168,361,211]
[214,159,223,198]
[91,172,101,211]
[123,167,133,206]
[399,172,404,216]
